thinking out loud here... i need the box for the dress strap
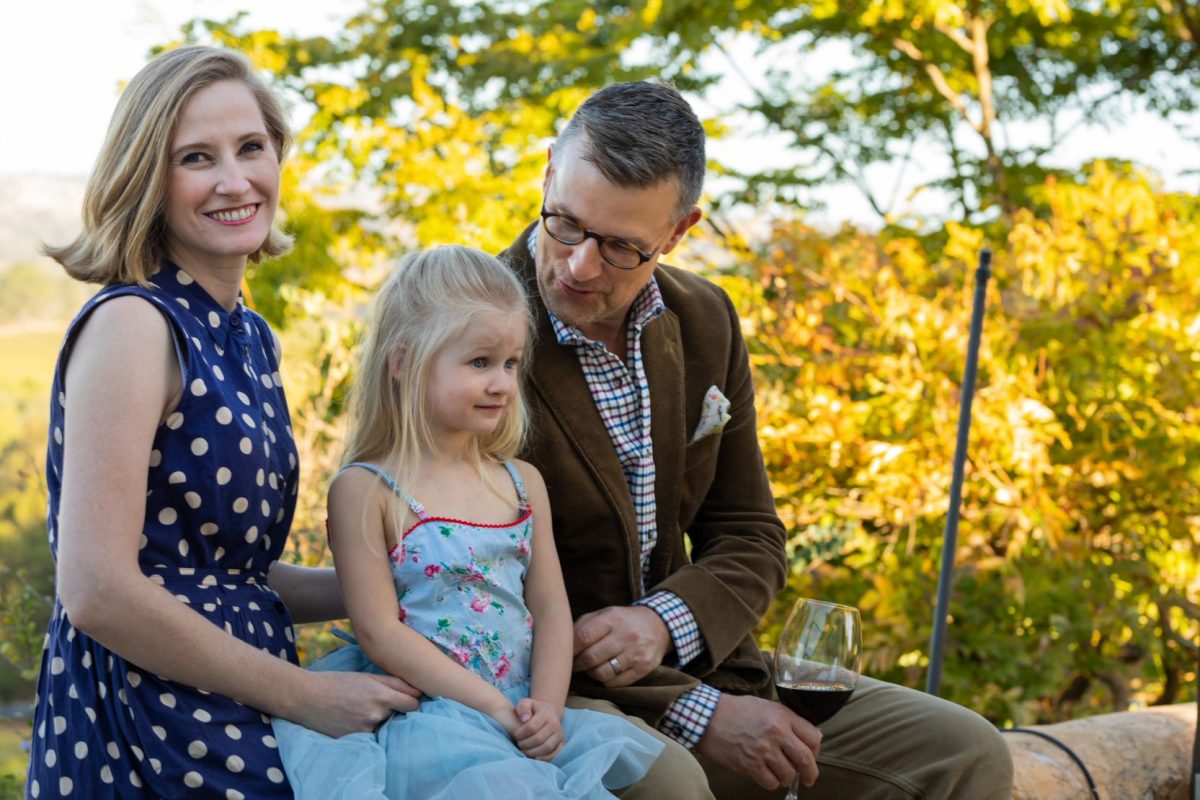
[501,461,530,511]
[340,462,429,519]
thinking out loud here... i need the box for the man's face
[534,140,699,345]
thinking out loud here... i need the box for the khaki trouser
[568,675,1014,799]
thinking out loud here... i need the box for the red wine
[777,680,853,725]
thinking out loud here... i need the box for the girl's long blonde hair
[46,45,293,286]
[343,246,533,499]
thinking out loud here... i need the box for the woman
[27,46,418,799]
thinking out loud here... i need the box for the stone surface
[1008,704,1196,800]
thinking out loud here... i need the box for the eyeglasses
[539,206,656,270]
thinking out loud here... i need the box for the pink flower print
[470,594,491,613]
[517,539,530,556]
[397,606,407,623]
[495,654,511,680]
[424,564,442,578]
[450,646,471,666]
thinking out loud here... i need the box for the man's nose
[566,238,605,282]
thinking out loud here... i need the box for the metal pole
[926,248,992,696]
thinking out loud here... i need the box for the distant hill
[0,173,86,269]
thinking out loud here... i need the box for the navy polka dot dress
[28,262,300,799]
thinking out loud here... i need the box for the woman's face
[163,80,280,273]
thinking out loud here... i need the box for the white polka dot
[260,373,273,389]
[208,311,221,328]
[227,790,245,800]
[149,450,162,467]
[54,427,63,445]
[107,741,119,759]
[159,692,176,708]
[29,779,38,798]
[216,407,233,425]
[85,707,96,724]
[185,492,202,509]
[98,683,108,701]
[50,657,64,675]
[100,765,113,783]
[244,527,259,544]
[191,379,208,396]
[176,296,191,309]
[177,271,194,285]
[152,725,167,742]
[237,391,250,405]
[193,709,211,723]
[185,771,204,788]
[216,467,232,485]
[119,688,128,705]
[262,734,277,748]
[263,402,275,417]
[191,438,209,456]
[59,777,72,795]
[127,671,141,687]
[191,336,202,350]
[262,621,274,637]
[289,453,296,469]
[168,471,187,484]
[226,754,244,772]
[246,621,255,634]
[150,758,162,773]
[267,767,284,783]
[130,770,143,788]
[166,412,184,429]
[158,508,178,525]
[44,748,57,767]
[213,365,225,381]
[130,745,143,761]
[261,500,271,517]
[215,345,225,357]
[187,739,207,758]
[67,683,78,699]
[74,741,88,759]
[255,469,265,486]
[240,413,256,429]
[268,473,278,490]
[53,716,66,734]
[224,724,242,740]
[233,497,248,514]
[200,523,219,536]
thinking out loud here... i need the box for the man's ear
[542,144,555,193]
[660,207,703,256]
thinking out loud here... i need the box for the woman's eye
[180,152,208,165]
[241,140,266,154]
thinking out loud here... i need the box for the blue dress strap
[501,461,529,510]
[340,462,428,519]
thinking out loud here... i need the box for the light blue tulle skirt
[271,642,664,799]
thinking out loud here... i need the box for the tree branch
[892,37,980,133]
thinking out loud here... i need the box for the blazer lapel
[643,303,686,581]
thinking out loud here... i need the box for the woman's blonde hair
[343,246,533,499]
[46,45,293,286]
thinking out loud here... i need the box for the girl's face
[163,79,280,274]
[421,311,527,443]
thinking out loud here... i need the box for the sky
[2,1,1198,228]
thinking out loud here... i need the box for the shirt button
[230,314,242,328]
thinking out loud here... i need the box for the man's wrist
[657,684,722,749]
[638,591,703,667]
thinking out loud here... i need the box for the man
[500,81,1013,798]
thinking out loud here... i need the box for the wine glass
[773,598,862,799]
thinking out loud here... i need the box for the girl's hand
[289,671,421,738]
[513,698,565,762]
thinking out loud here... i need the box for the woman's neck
[164,248,248,311]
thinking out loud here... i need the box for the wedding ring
[609,656,624,675]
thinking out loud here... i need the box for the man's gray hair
[556,81,706,222]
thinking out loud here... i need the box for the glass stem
[785,773,801,800]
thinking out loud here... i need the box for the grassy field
[0,324,63,443]
[0,718,29,798]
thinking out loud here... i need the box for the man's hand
[572,605,671,686]
[695,693,822,790]
[512,698,565,762]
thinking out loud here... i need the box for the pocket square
[690,385,731,443]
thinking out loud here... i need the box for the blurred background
[2,0,1199,792]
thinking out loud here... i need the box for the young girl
[272,246,663,798]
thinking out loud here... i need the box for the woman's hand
[512,697,565,762]
[287,671,421,738]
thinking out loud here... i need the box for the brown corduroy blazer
[500,225,788,731]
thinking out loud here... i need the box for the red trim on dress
[386,508,533,561]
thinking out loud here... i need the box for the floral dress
[271,461,663,799]
[27,262,300,799]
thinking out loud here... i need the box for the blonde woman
[271,246,662,798]
[29,45,418,799]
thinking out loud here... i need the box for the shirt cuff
[637,590,704,667]
[657,684,722,749]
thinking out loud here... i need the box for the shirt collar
[148,260,248,350]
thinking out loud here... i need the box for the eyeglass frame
[539,205,658,270]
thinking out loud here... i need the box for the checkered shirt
[534,229,721,747]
